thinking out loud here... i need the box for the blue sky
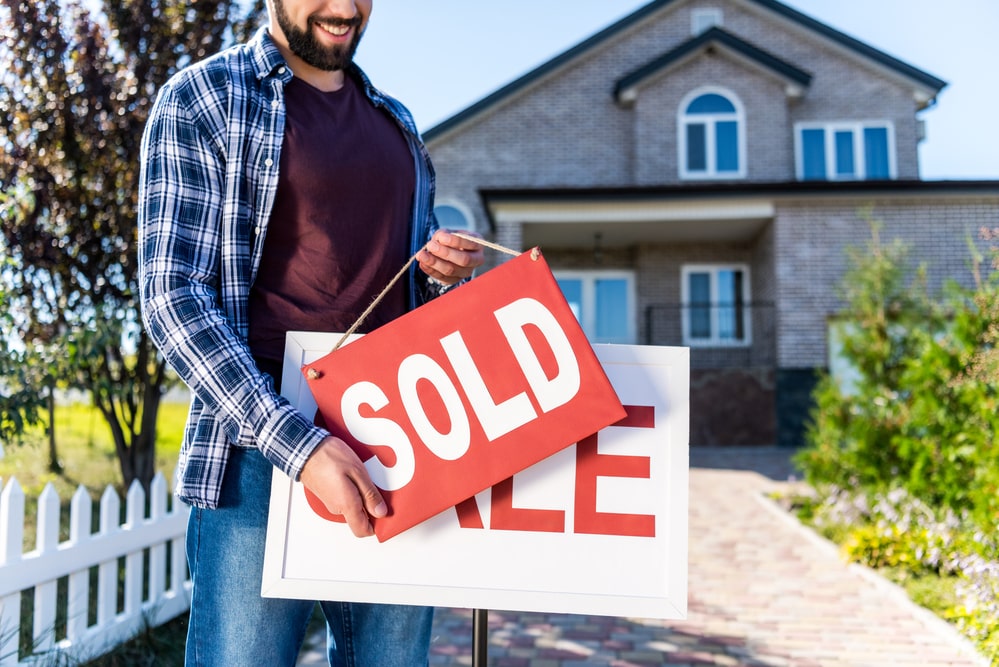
[354,0,999,180]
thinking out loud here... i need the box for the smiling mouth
[316,22,351,37]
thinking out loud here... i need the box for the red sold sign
[301,250,625,541]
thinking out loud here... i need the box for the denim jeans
[185,446,434,666]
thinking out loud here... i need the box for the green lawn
[1,400,187,501]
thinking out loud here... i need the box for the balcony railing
[644,301,776,368]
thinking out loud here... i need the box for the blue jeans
[185,447,434,666]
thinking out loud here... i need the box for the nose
[324,0,360,17]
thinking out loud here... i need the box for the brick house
[421,0,999,447]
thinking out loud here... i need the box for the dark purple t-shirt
[248,74,414,365]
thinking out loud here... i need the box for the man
[138,1,484,664]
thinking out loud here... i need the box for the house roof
[614,26,812,104]
[479,180,999,246]
[482,179,999,204]
[424,0,947,142]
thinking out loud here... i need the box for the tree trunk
[136,379,162,488]
[45,379,62,473]
[93,339,167,493]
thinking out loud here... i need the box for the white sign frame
[262,332,688,619]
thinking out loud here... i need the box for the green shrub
[795,222,999,533]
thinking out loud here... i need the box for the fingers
[418,229,485,284]
[338,490,375,538]
[434,229,483,250]
[335,468,385,537]
[299,436,385,538]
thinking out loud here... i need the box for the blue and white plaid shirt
[138,28,446,509]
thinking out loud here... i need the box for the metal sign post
[472,608,488,666]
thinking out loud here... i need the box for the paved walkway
[297,447,987,666]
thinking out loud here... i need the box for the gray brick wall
[774,198,999,368]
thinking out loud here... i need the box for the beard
[272,0,363,71]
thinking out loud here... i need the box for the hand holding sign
[300,435,387,537]
[417,229,485,284]
[302,249,625,541]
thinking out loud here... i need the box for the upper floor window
[433,201,475,232]
[795,122,895,181]
[555,271,636,344]
[681,264,751,347]
[679,88,746,180]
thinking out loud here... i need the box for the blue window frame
[679,89,745,179]
[801,128,826,180]
[555,271,635,344]
[796,122,894,181]
[682,265,751,346]
[864,127,890,179]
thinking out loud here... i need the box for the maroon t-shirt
[248,74,414,365]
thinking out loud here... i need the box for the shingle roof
[424,0,947,142]
[482,179,999,204]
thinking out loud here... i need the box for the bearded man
[138,2,483,665]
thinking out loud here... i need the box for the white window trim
[554,270,637,345]
[678,86,747,180]
[433,198,477,233]
[681,264,752,347]
[691,8,723,34]
[793,120,897,181]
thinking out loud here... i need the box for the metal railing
[644,302,776,368]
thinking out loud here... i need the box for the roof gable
[424,0,946,143]
[614,26,812,105]
[749,0,945,91]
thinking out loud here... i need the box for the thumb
[360,482,388,518]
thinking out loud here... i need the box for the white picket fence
[0,473,191,666]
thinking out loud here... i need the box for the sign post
[472,609,488,667]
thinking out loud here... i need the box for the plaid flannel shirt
[138,28,446,509]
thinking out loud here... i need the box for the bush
[795,223,999,532]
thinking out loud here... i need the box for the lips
[316,22,351,37]
[312,15,360,40]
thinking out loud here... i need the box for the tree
[0,0,264,489]
[0,251,46,451]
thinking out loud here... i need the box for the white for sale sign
[262,333,688,619]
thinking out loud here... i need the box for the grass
[0,399,189,666]
[1,401,186,498]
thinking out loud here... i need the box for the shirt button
[254,226,262,236]
[264,158,273,167]
[278,66,286,74]
[271,99,279,109]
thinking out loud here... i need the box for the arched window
[433,202,474,232]
[679,88,745,179]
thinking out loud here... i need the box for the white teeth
[319,23,350,36]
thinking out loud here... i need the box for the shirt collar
[248,26,381,100]
[249,27,293,83]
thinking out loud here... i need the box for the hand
[417,229,485,285]
[299,436,386,538]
